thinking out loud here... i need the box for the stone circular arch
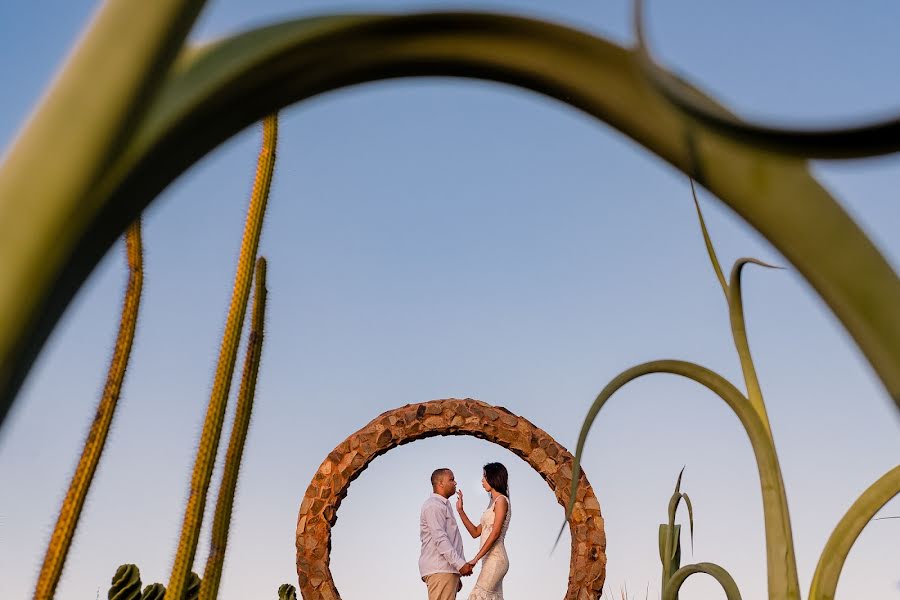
[296,398,605,600]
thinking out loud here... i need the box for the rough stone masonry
[296,398,605,600]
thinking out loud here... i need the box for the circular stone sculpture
[296,398,605,599]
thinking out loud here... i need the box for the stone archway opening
[296,398,606,599]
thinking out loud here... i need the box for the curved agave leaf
[690,181,781,433]
[727,256,781,433]
[659,523,682,588]
[0,0,206,424]
[633,0,900,158]
[681,493,694,555]
[689,180,727,298]
[809,465,900,600]
[663,468,688,574]
[663,562,742,600]
[563,360,799,600]
[1,12,898,430]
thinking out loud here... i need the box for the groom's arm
[422,502,467,571]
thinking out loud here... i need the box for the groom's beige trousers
[423,573,460,599]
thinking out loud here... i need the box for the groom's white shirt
[419,493,466,578]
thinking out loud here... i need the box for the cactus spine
[109,564,142,600]
[165,114,277,600]
[200,258,268,600]
[34,221,143,600]
[277,584,297,600]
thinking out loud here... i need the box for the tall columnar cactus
[277,583,297,600]
[109,564,142,600]
[657,470,740,600]
[200,258,269,600]
[34,220,144,600]
[165,115,277,600]
[140,583,166,600]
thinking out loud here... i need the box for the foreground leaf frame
[0,4,897,599]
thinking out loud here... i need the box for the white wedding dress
[468,495,511,600]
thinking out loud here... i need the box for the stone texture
[296,398,605,600]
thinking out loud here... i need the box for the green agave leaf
[563,360,799,600]
[681,493,694,555]
[665,469,686,565]
[658,523,681,585]
[690,180,727,298]
[809,465,900,600]
[663,562,742,600]
[727,256,782,433]
[674,466,685,494]
[1,11,898,438]
[633,0,900,158]
[0,0,207,428]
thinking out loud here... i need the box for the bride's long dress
[469,495,511,600]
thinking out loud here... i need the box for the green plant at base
[141,583,166,600]
[277,583,297,600]
[34,220,144,600]
[165,114,277,600]
[109,564,142,600]
[200,258,269,600]
[657,469,740,600]
[183,573,200,600]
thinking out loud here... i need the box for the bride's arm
[456,490,482,538]
[467,496,508,564]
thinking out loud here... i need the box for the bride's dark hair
[483,462,509,498]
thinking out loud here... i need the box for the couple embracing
[419,463,512,600]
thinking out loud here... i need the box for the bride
[456,462,512,600]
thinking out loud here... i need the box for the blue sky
[1,1,898,599]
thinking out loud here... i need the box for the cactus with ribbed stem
[200,258,269,600]
[34,220,143,600]
[183,572,201,600]
[140,583,166,600]
[109,564,142,600]
[277,583,297,600]
[165,114,277,600]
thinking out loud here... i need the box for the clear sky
[1,1,899,599]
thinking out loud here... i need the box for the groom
[419,468,473,599]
